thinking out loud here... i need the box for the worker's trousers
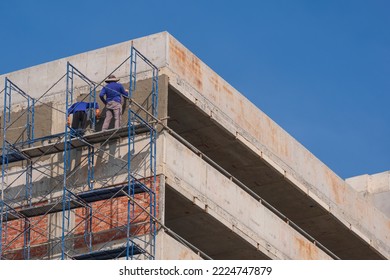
[102,101,122,130]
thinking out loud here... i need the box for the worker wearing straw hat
[99,74,128,130]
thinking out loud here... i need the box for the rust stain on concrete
[326,168,343,205]
[209,74,221,92]
[169,40,203,91]
[178,250,198,260]
[265,115,278,150]
[222,84,233,97]
[170,41,186,74]
[294,236,318,259]
[280,141,290,159]
[190,56,203,90]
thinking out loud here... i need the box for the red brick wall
[1,176,160,259]
[74,176,160,249]
[2,214,49,259]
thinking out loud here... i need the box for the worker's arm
[99,88,107,104]
[120,84,129,98]
[67,103,76,126]
[87,102,101,118]
[67,103,76,114]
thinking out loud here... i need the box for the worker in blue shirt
[67,101,100,134]
[99,75,128,130]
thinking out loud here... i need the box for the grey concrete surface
[347,171,390,218]
[166,85,387,259]
[161,132,333,260]
[155,231,204,260]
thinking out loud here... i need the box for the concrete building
[0,32,389,260]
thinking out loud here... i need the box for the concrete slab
[167,85,386,259]
[162,132,333,260]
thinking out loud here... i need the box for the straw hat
[105,75,120,83]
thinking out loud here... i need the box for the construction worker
[67,99,100,135]
[99,75,128,130]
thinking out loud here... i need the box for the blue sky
[1,0,389,179]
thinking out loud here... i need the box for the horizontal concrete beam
[162,132,332,260]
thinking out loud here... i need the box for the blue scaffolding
[1,78,35,259]
[128,45,158,259]
[0,46,159,260]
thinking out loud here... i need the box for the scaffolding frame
[1,78,36,259]
[129,46,158,258]
[0,46,159,260]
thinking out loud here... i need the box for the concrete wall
[3,134,153,200]
[161,131,332,260]
[0,32,168,104]
[347,171,390,218]
[0,102,52,148]
[155,231,203,260]
[0,32,167,139]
